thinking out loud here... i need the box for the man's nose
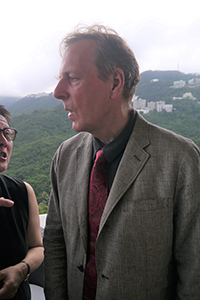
[53,79,69,101]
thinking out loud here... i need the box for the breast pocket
[123,197,171,212]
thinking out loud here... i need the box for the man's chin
[72,123,82,133]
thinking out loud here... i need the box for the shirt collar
[93,109,137,162]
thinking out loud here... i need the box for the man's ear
[111,68,124,100]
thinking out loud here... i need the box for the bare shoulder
[24,181,34,192]
[23,182,38,210]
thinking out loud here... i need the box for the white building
[137,108,150,114]
[150,79,159,83]
[156,101,165,112]
[173,96,183,101]
[188,78,200,85]
[173,80,186,88]
[132,98,173,114]
[188,79,195,85]
[163,104,173,113]
[147,101,156,110]
[132,98,146,110]
[182,92,196,100]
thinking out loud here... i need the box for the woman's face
[0,116,13,172]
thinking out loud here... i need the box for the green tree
[38,192,49,214]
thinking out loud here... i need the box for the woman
[0,105,44,299]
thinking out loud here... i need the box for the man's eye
[69,76,78,82]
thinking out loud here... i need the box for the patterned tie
[83,149,108,300]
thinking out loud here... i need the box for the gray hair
[60,24,140,103]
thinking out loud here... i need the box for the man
[44,24,200,299]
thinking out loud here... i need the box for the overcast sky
[0,0,199,97]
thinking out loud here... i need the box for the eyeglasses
[0,127,18,141]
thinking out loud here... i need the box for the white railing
[39,214,47,228]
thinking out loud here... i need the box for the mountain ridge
[1,70,200,116]
[7,92,59,116]
[135,70,200,103]
[1,70,199,204]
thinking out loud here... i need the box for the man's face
[53,39,114,137]
[0,116,13,173]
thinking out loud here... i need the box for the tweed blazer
[44,111,200,300]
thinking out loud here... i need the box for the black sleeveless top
[0,175,30,300]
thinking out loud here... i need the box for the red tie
[83,149,108,300]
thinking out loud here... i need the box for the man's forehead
[63,40,96,62]
[59,39,96,74]
[66,39,96,52]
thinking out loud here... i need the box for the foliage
[0,96,20,107]
[38,192,49,214]
[141,99,200,147]
[135,70,200,103]
[2,70,200,210]
[9,93,59,116]
[4,104,76,204]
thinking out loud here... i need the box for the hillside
[0,96,20,107]
[8,93,59,116]
[142,99,200,147]
[135,70,200,102]
[4,104,76,203]
[2,70,200,207]
[2,70,200,112]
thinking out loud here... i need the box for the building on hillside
[188,78,200,86]
[147,101,156,110]
[188,79,195,85]
[132,98,173,114]
[182,92,196,100]
[132,98,146,110]
[150,79,159,83]
[156,101,165,112]
[163,104,173,113]
[137,108,150,114]
[173,80,186,88]
[173,96,183,101]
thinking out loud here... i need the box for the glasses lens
[4,128,15,141]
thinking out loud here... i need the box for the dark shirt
[93,109,137,191]
[0,175,30,300]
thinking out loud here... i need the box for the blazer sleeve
[44,144,68,300]
[173,142,200,298]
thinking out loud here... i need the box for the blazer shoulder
[52,132,93,167]
[149,121,198,151]
[58,131,92,152]
[135,111,199,155]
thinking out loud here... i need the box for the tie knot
[94,149,106,165]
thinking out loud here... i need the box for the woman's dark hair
[0,105,11,125]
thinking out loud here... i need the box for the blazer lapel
[99,113,151,233]
[75,134,93,251]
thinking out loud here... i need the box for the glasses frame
[0,127,18,141]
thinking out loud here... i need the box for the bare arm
[22,182,44,272]
[0,182,44,299]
